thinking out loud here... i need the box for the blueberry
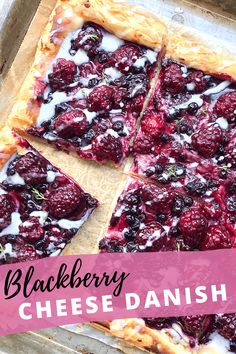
[99,238,108,250]
[207,179,219,189]
[160,133,170,143]
[36,93,44,102]
[110,215,119,227]
[183,196,193,207]
[170,227,180,237]
[167,109,180,122]
[156,213,167,223]
[139,212,146,222]
[145,167,155,177]
[126,214,136,226]
[124,229,136,241]
[88,78,99,88]
[34,239,47,251]
[172,196,184,216]
[112,121,124,132]
[219,169,228,179]
[98,52,109,63]
[186,179,207,196]
[187,102,198,115]
[86,196,98,207]
[126,216,140,231]
[124,193,140,205]
[230,340,236,352]
[126,242,138,252]
[155,163,164,174]
[84,129,95,141]
[227,196,236,212]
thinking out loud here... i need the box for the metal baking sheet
[0,0,236,353]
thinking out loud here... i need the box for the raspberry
[201,226,232,250]
[87,85,114,112]
[19,217,45,243]
[113,88,128,108]
[216,314,236,340]
[191,125,223,158]
[71,24,103,54]
[53,110,89,138]
[48,58,77,91]
[181,315,214,341]
[47,184,81,218]
[79,61,103,80]
[141,184,173,214]
[201,200,222,220]
[0,194,16,230]
[15,152,47,185]
[225,141,236,167]
[187,71,209,93]
[133,135,153,154]
[214,92,236,123]
[129,95,144,115]
[136,222,166,251]
[162,63,186,94]
[6,244,41,263]
[141,111,165,138]
[179,209,207,248]
[109,44,141,72]
[92,134,123,164]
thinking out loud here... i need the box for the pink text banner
[1,250,236,336]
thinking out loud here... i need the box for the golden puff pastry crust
[91,320,192,354]
[166,22,236,81]
[0,127,17,169]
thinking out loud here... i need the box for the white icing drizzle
[6,173,25,186]
[0,154,25,185]
[56,210,90,230]
[0,188,7,195]
[204,80,231,95]
[162,323,190,346]
[171,80,231,112]
[99,32,124,52]
[0,243,16,259]
[186,82,195,91]
[216,117,229,130]
[145,49,157,64]
[104,67,122,80]
[134,57,146,68]
[134,49,157,68]
[106,129,119,138]
[173,94,204,110]
[37,89,96,126]
[205,331,231,353]
[83,109,96,124]
[50,31,89,69]
[37,91,69,126]
[0,212,22,237]
[50,249,61,257]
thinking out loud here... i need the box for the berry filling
[99,176,236,349]
[0,141,98,264]
[28,22,158,165]
[132,58,236,191]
